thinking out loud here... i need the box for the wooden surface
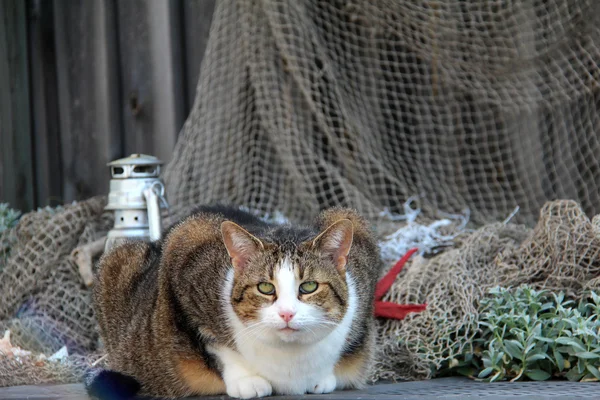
[2,379,600,400]
[0,0,35,212]
[116,0,188,164]
[28,0,63,207]
[53,0,122,203]
[182,0,216,109]
[0,0,216,212]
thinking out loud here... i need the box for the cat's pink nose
[279,310,296,323]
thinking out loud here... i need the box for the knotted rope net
[3,0,600,387]
[164,0,600,226]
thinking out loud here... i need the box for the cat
[86,205,383,399]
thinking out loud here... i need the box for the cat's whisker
[303,325,319,339]
[227,321,268,347]
[233,323,272,348]
[249,327,272,347]
[235,321,267,336]
[238,325,272,349]
[294,319,339,328]
[237,326,267,345]
[233,323,268,342]
[312,320,339,326]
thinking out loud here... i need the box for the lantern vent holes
[133,166,156,174]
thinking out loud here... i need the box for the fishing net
[4,0,600,389]
[0,197,111,386]
[374,200,600,381]
[164,0,600,227]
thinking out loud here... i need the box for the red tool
[373,248,427,319]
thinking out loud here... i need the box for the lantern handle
[143,183,164,242]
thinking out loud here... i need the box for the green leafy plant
[0,203,20,272]
[447,286,600,382]
[0,203,20,234]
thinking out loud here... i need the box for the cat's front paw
[309,374,337,394]
[226,375,272,399]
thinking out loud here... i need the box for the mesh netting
[3,0,600,388]
[0,197,111,386]
[2,199,599,386]
[374,200,600,381]
[164,0,600,226]
[0,350,104,388]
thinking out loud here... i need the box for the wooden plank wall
[0,0,35,212]
[0,0,215,212]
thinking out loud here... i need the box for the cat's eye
[257,282,276,295]
[299,281,318,294]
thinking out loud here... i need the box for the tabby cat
[86,205,383,399]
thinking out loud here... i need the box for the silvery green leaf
[526,353,547,362]
[535,336,554,343]
[581,373,599,382]
[525,369,551,381]
[574,352,600,359]
[564,319,578,328]
[490,371,503,382]
[566,368,584,382]
[577,358,586,374]
[525,342,536,354]
[553,349,565,372]
[555,337,586,352]
[586,364,600,380]
[590,292,600,306]
[482,355,493,368]
[554,292,564,305]
[478,367,494,379]
[504,340,523,359]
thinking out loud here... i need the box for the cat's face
[222,219,354,345]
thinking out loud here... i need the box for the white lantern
[104,154,168,252]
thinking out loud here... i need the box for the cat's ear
[221,221,264,270]
[312,219,354,273]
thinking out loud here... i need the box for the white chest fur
[218,267,357,395]
[236,304,354,394]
